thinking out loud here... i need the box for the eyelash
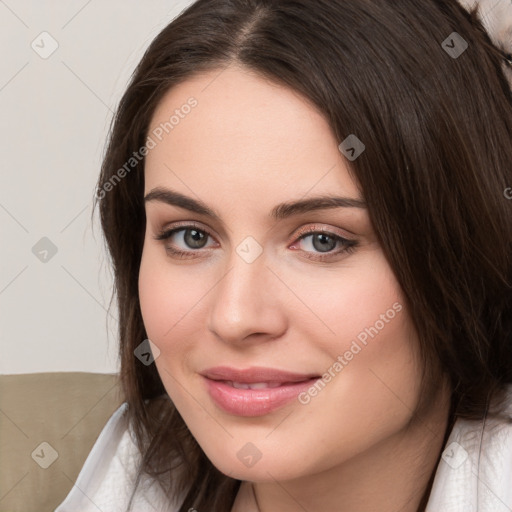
[153,222,359,262]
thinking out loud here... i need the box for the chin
[196,440,314,483]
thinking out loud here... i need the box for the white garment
[55,385,512,512]
[425,384,512,512]
[54,402,177,512]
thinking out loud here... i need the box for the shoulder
[426,383,512,512]
[54,402,179,512]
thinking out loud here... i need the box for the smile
[201,366,320,416]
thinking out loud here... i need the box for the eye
[290,226,359,261]
[153,223,359,262]
[153,223,217,259]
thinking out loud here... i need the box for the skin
[138,63,452,512]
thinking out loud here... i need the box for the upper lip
[201,366,320,384]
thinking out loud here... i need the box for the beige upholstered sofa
[0,372,124,512]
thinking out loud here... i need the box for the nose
[207,247,288,346]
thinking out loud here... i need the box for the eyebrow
[144,186,367,221]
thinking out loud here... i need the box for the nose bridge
[214,245,268,321]
[207,240,285,343]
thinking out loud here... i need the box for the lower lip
[203,376,319,416]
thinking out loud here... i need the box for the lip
[202,366,319,383]
[201,366,320,416]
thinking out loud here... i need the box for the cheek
[294,251,421,423]
[138,244,219,400]
[138,253,173,341]
[138,246,200,343]
[138,249,199,405]
[289,249,408,358]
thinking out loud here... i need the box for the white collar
[426,385,512,511]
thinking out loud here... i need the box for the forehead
[144,64,362,204]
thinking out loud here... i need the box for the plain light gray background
[0,0,194,374]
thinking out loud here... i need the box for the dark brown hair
[92,0,512,510]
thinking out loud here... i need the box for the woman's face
[139,64,425,481]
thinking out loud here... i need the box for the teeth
[230,381,251,389]
[228,381,283,389]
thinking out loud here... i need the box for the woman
[55,0,512,510]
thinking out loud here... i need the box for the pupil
[186,229,206,248]
[313,233,335,253]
